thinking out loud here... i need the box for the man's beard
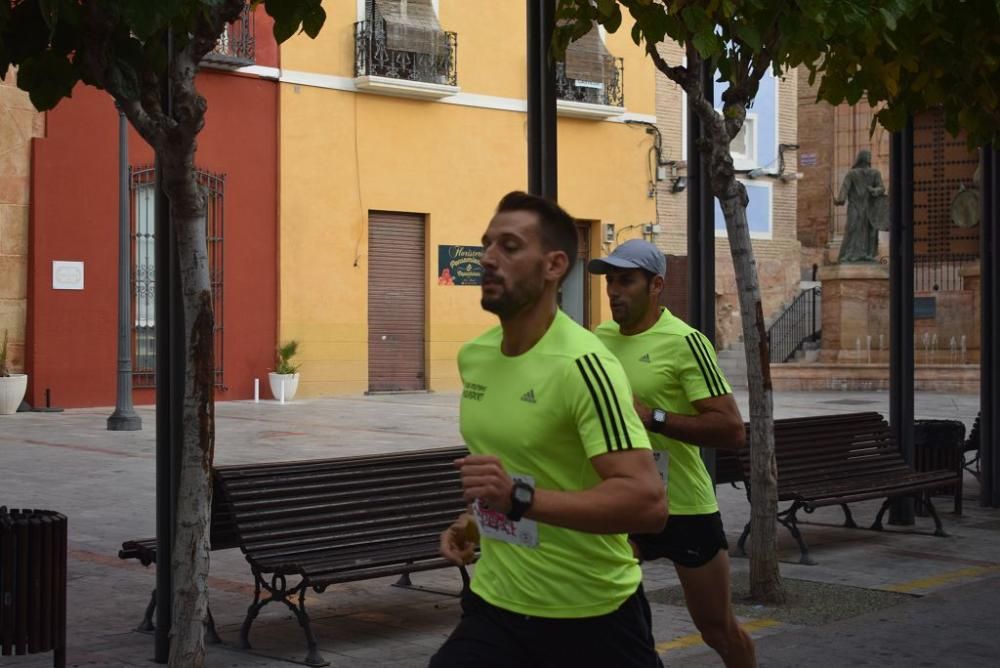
[611,297,648,328]
[481,271,544,319]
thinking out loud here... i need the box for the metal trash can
[0,507,67,668]
[913,420,966,515]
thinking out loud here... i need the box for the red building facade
[26,9,279,408]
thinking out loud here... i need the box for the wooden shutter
[368,211,426,392]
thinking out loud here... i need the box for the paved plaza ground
[1,389,997,667]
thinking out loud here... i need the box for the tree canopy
[553,0,1000,145]
[0,0,326,110]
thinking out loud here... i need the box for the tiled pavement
[0,389,996,667]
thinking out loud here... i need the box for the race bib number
[473,474,539,549]
[653,450,669,483]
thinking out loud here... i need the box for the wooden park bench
[119,446,471,667]
[912,418,967,514]
[735,412,959,565]
[964,412,981,481]
[714,449,745,488]
[117,474,238,643]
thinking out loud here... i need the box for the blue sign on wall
[438,245,484,286]
[914,297,936,320]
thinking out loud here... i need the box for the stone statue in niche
[834,150,888,263]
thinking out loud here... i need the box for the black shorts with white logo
[630,511,729,568]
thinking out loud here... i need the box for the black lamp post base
[108,411,143,431]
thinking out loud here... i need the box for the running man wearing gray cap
[589,239,757,668]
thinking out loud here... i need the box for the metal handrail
[767,286,821,363]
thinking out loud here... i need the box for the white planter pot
[268,373,299,402]
[0,374,28,415]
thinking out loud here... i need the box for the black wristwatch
[506,480,535,521]
[650,408,668,433]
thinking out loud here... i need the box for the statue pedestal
[817,263,890,363]
[769,260,981,393]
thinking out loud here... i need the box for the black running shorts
[630,511,729,568]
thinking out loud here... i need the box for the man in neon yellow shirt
[431,193,667,667]
[590,239,756,668]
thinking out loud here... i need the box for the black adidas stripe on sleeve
[575,357,615,452]
[575,354,631,451]
[685,332,726,397]
[587,354,633,449]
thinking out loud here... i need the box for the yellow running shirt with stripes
[596,307,731,516]
[458,309,651,618]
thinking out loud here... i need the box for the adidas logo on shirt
[520,389,537,404]
[639,353,652,363]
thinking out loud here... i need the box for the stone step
[717,344,748,389]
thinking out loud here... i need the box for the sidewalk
[0,389,995,667]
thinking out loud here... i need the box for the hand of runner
[455,455,514,513]
[439,512,479,566]
[633,396,653,430]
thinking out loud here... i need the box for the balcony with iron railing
[555,56,624,119]
[202,3,255,68]
[353,20,458,100]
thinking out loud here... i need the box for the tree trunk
[695,94,786,604]
[77,4,243,665]
[715,186,784,604]
[161,141,215,668]
[166,179,214,666]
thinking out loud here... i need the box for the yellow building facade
[278,0,657,396]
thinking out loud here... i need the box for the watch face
[653,409,667,422]
[514,486,533,503]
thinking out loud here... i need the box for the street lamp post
[108,105,142,432]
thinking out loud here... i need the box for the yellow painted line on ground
[656,618,781,653]
[882,564,1000,594]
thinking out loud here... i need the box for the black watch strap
[651,408,667,430]
[506,480,534,521]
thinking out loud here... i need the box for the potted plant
[268,340,301,402]
[0,329,28,415]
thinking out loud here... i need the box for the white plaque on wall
[52,261,85,290]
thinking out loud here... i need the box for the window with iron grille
[130,167,225,388]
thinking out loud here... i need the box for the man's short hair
[496,191,578,283]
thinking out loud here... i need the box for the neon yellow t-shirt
[459,310,651,618]
[595,308,731,516]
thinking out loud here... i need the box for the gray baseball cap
[587,239,666,276]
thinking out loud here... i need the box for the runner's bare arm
[456,452,666,535]
[634,394,746,450]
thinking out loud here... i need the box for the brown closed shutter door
[368,211,426,392]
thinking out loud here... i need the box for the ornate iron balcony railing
[555,56,624,107]
[354,20,458,87]
[203,2,255,67]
